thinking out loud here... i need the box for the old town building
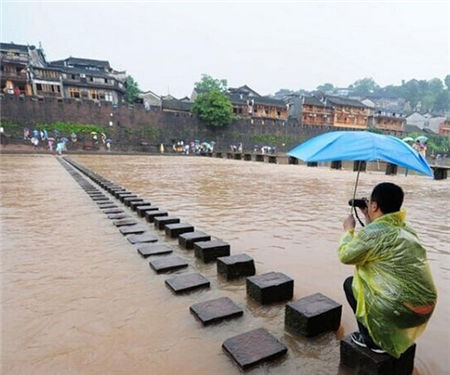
[300,96,333,126]
[371,109,405,133]
[439,119,450,137]
[0,42,33,96]
[49,57,126,104]
[228,85,288,120]
[319,95,371,129]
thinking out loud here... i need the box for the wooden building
[439,120,450,137]
[323,95,371,129]
[300,96,333,126]
[371,109,405,133]
[0,42,33,96]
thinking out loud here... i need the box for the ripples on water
[1,154,449,375]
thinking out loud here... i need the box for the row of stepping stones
[58,157,416,375]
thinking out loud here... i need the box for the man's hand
[343,214,356,231]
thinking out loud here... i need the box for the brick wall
[0,95,369,151]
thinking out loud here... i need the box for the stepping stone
[165,273,210,293]
[97,201,113,206]
[165,223,194,238]
[136,205,158,217]
[217,254,255,280]
[88,192,103,196]
[194,240,230,263]
[116,191,132,199]
[124,197,144,207]
[178,231,211,249]
[103,208,125,214]
[119,194,137,202]
[285,293,342,336]
[149,256,188,273]
[99,204,118,209]
[222,328,288,370]
[113,218,138,227]
[107,213,130,220]
[154,216,180,230]
[122,195,140,204]
[119,224,147,235]
[145,210,168,222]
[92,196,109,201]
[340,335,416,375]
[127,232,158,244]
[190,297,243,325]
[247,272,294,304]
[137,244,173,257]
[130,201,151,211]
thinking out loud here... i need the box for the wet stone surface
[222,328,288,370]
[136,205,156,216]
[107,213,130,220]
[165,273,210,293]
[165,223,194,238]
[217,254,256,280]
[190,297,243,325]
[99,204,118,209]
[145,210,168,222]
[149,256,189,273]
[120,194,138,203]
[340,335,416,375]
[247,272,294,304]
[103,208,125,214]
[178,231,211,249]
[127,233,158,244]
[92,196,109,201]
[130,201,151,211]
[285,293,342,337]
[137,244,173,257]
[119,224,147,235]
[194,240,230,263]
[115,191,132,199]
[154,216,180,230]
[124,197,144,207]
[113,218,138,227]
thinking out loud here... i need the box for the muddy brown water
[1,154,449,375]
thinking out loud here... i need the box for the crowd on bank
[169,140,215,155]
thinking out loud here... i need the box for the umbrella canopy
[415,136,428,142]
[402,137,414,142]
[287,131,433,177]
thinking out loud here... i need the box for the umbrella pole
[350,162,362,214]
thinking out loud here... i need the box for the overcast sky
[2,1,449,97]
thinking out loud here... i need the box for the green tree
[192,74,232,127]
[124,75,140,104]
[316,83,334,92]
[445,75,450,90]
[350,77,379,96]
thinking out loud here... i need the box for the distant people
[23,127,30,140]
[238,142,243,153]
[47,137,55,151]
[43,128,48,141]
[420,141,427,157]
[184,144,190,155]
[71,132,77,143]
[105,139,112,152]
[56,141,66,155]
[413,140,421,152]
[339,182,437,357]
[160,143,165,153]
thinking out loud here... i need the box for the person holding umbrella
[339,182,437,357]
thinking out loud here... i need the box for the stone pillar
[385,163,398,175]
[353,160,367,172]
[331,161,342,169]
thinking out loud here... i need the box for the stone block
[136,205,157,216]
[107,213,130,220]
[385,163,398,176]
[222,328,287,370]
[194,240,230,263]
[190,297,243,325]
[154,216,180,230]
[92,196,109,201]
[217,254,255,280]
[246,272,293,304]
[119,224,147,235]
[127,233,158,244]
[307,162,318,167]
[353,160,367,172]
[178,231,211,249]
[115,191,132,199]
[149,256,189,273]
[137,244,173,257]
[130,201,151,211]
[145,210,168,222]
[340,335,416,375]
[120,194,137,203]
[103,208,125,214]
[331,160,342,169]
[165,273,210,293]
[99,204,117,209]
[285,293,342,336]
[165,223,194,238]
[97,200,112,205]
[113,218,138,227]
[124,197,143,207]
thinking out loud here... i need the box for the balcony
[0,71,28,81]
[0,55,29,64]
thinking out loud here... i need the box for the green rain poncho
[338,211,437,358]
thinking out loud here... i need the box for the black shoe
[351,332,367,348]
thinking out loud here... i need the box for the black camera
[348,199,367,209]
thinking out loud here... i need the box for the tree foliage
[316,83,334,92]
[124,75,140,104]
[192,74,232,127]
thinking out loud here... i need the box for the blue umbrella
[288,131,433,222]
[415,136,428,142]
[287,131,432,176]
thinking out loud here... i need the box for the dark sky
[2,1,449,97]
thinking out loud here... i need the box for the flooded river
[1,154,449,374]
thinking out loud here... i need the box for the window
[104,92,113,102]
[277,111,281,116]
[69,88,81,98]
[71,74,76,80]
[104,78,108,84]
[90,90,100,100]
[36,84,42,91]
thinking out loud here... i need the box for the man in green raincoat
[338,182,437,358]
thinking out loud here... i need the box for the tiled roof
[51,57,111,69]
[0,42,30,52]
[162,99,193,112]
[324,95,366,108]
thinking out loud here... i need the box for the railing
[0,71,28,80]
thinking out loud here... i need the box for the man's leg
[343,276,380,349]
